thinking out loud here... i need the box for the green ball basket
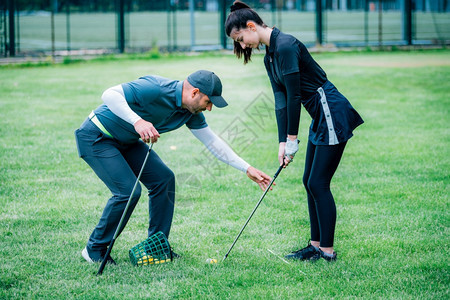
[129,231,172,266]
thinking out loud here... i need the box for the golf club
[97,143,153,275]
[222,163,284,262]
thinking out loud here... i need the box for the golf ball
[206,258,217,264]
[137,255,154,265]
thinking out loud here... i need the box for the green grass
[0,50,449,299]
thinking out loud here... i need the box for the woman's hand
[278,142,292,167]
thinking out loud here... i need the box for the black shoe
[319,249,337,262]
[171,250,180,259]
[285,243,320,261]
[104,255,117,265]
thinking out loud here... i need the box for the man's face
[186,89,213,114]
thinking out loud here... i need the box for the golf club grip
[222,165,284,261]
[273,164,283,179]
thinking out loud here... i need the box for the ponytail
[230,1,251,12]
[225,1,266,64]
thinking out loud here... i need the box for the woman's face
[230,26,260,49]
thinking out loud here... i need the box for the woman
[225,1,364,261]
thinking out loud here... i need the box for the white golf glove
[285,138,300,161]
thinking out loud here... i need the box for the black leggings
[303,140,346,248]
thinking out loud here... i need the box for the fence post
[365,0,369,46]
[0,5,4,57]
[167,0,177,52]
[189,0,195,49]
[173,2,177,51]
[7,0,14,56]
[66,1,71,52]
[117,0,125,53]
[378,0,382,49]
[277,0,282,30]
[271,0,276,26]
[16,1,20,53]
[315,0,323,45]
[220,0,227,49]
[167,0,172,52]
[402,0,412,45]
[51,1,55,60]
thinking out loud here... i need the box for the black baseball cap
[187,70,228,108]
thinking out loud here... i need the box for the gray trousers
[75,118,175,255]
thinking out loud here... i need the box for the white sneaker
[82,247,116,265]
[82,247,94,263]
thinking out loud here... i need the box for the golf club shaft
[97,143,153,275]
[222,164,284,261]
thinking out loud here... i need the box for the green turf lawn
[0,50,449,298]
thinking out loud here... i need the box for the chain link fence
[1,0,450,57]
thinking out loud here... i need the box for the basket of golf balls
[129,231,172,266]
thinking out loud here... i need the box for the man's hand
[134,119,160,143]
[246,166,272,191]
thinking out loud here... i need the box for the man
[75,70,271,263]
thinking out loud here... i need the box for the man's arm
[190,127,271,190]
[102,85,160,143]
[101,85,141,124]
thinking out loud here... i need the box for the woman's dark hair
[225,1,266,64]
